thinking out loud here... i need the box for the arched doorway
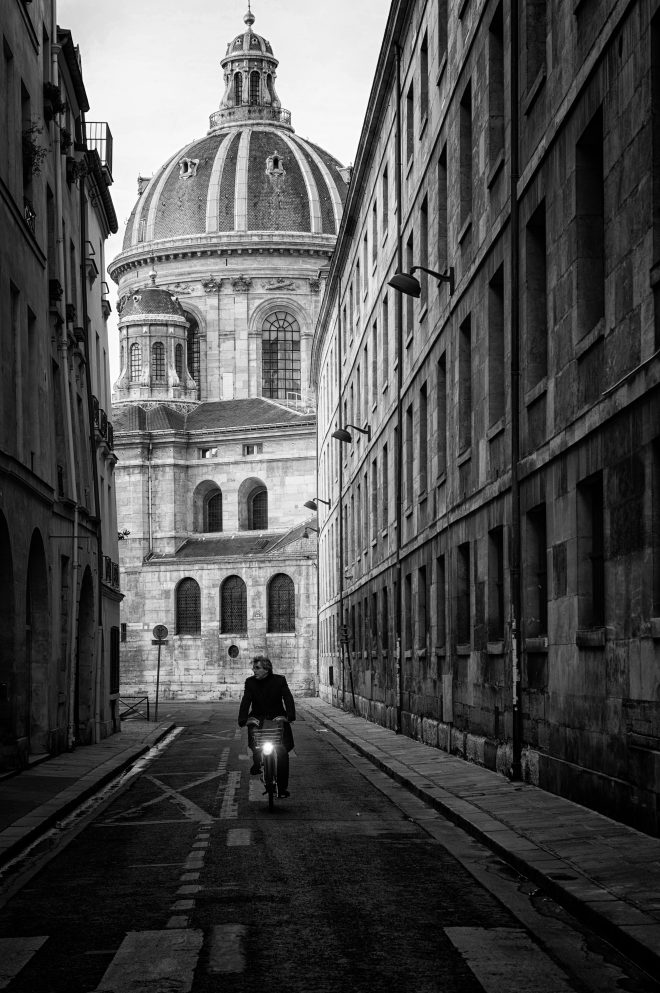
[25,530,49,755]
[0,513,15,751]
[75,567,95,745]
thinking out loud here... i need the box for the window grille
[261,311,301,399]
[151,341,165,383]
[207,492,223,532]
[249,70,260,104]
[176,577,201,635]
[221,576,247,634]
[175,343,183,378]
[187,317,200,397]
[130,342,141,381]
[234,71,243,105]
[249,487,268,530]
[267,573,295,632]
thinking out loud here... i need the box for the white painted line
[177,885,201,896]
[208,924,246,974]
[226,828,252,847]
[0,936,48,989]
[166,916,189,929]
[94,929,203,992]
[180,872,200,882]
[445,927,575,993]
[219,771,241,819]
[171,899,195,911]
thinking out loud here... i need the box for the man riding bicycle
[237,655,296,798]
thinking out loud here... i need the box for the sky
[57,0,391,384]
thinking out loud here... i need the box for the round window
[228,645,239,658]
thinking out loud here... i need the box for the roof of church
[173,519,316,559]
[120,9,347,251]
[112,397,314,435]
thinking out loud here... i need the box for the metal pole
[154,641,162,722]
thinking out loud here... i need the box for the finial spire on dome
[244,3,255,28]
[149,268,157,285]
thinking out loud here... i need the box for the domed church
[109,7,348,699]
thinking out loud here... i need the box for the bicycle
[249,717,286,811]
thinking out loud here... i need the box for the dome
[122,128,348,250]
[120,7,348,253]
[118,277,187,321]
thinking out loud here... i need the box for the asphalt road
[0,703,657,993]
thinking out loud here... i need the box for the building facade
[312,0,660,833]
[108,9,348,699]
[0,0,120,769]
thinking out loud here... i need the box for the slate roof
[112,398,314,435]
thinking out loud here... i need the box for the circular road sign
[153,624,169,641]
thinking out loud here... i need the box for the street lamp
[388,265,455,297]
[304,497,331,511]
[331,423,371,444]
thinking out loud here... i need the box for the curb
[0,724,175,870]
[301,705,660,979]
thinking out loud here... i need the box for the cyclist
[238,655,296,797]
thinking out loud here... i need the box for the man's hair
[252,655,272,672]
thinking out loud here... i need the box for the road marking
[0,936,47,989]
[94,929,203,992]
[227,828,252,846]
[218,771,241,819]
[208,924,246,974]
[445,927,575,993]
[248,779,266,802]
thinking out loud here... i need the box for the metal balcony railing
[23,197,36,233]
[85,121,113,181]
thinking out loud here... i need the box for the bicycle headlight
[262,741,275,755]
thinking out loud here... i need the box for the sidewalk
[299,697,660,977]
[0,719,174,870]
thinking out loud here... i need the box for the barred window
[261,311,301,399]
[207,492,223,532]
[249,487,268,530]
[249,70,260,104]
[176,577,201,635]
[234,71,243,105]
[186,315,200,398]
[267,573,295,632]
[221,575,247,634]
[151,341,166,383]
[175,343,183,378]
[130,342,141,381]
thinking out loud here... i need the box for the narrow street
[0,704,657,993]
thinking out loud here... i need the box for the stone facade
[0,1,120,768]
[109,9,347,700]
[312,0,660,833]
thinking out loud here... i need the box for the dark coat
[238,672,296,751]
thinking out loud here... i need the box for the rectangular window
[405,233,414,336]
[362,233,368,295]
[576,108,605,338]
[419,381,428,493]
[382,584,389,649]
[438,0,448,66]
[488,3,505,168]
[460,81,473,226]
[577,472,605,628]
[242,443,263,456]
[363,343,369,423]
[406,82,414,161]
[488,526,505,640]
[488,265,505,426]
[436,554,446,648]
[371,458,378,541]
[420,32,429,123]
[525,0,546,90]
[382,442,388,531]
[356,482,361,555]
[456,541,471,645]
[342,304,347,354]
[372,201,378,263]
[417,565,428,648]
[437,146,448,272]
[404,572,413,652]
[437,353,447,478]
[458,315,472,454]
[201,447,218,459]
[419,195,429,305]
[382,293,389,385]
[371,321,378,404]
[120,622,127,643]
[382,165,389,230]
[405,403,414,506]
[525,201,547,389]
[526,504,548,637]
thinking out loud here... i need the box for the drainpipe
[79,156,104,744]
[52,7,80,751]
[509,0,523,779]
[147,437,153,555]
[394,41,404,735]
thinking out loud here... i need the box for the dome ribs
[247,130,310,233]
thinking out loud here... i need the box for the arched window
[186,315,200,398]
[249,487,268,530]
[130,342,142,381]
[221,576,247,634]
[267,573,295,632]
[249,70,260,104]
[261,311,301,399]
[151,341,165,384]
[206,492,223,533]
[175,343,183,379]
[120,343,125,372]
[234,71,243,106]
[176,578,200,635]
